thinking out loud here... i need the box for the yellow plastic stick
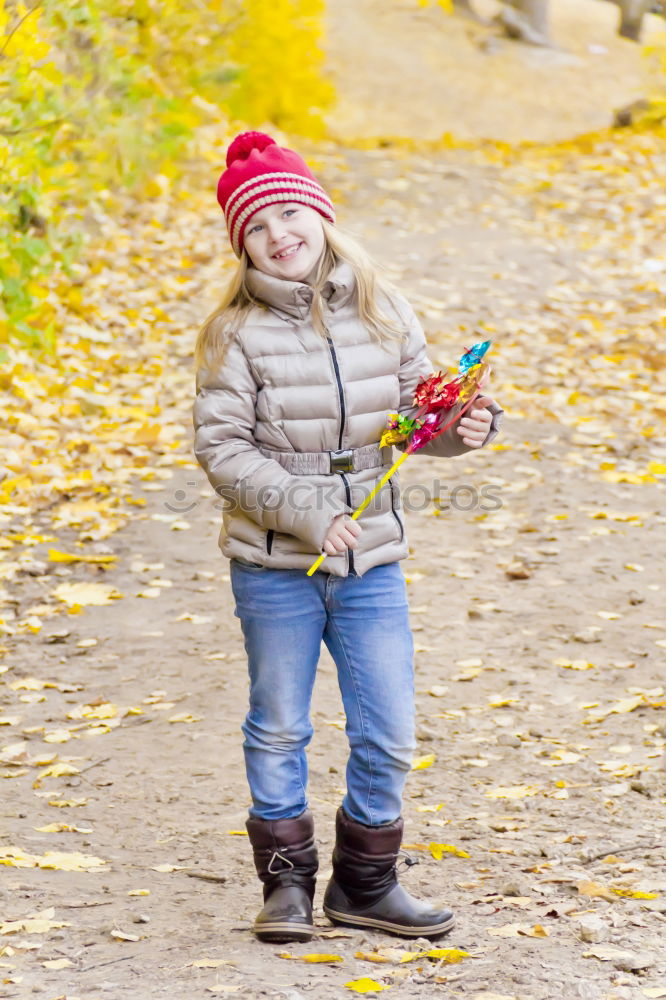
[306,450,410,576]
[305,375,489,577]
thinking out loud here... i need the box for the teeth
[274,244,301,259]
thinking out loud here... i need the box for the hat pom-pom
[226,131,276,167]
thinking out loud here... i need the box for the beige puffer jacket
[193,261,502,577]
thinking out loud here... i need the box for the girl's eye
[283,209,296,217]
[247,224,262,235]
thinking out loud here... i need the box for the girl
[193,131,503,945]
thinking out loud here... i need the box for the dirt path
[3,135,666,999]
[324,0,665,143]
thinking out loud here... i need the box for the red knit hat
[217,131,336,257]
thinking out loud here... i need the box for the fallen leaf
[42,958,74,969]
[485,785,540,799]
[611,889,658,900]
[279,952,344,963]
[582,945,636,961]
[411,754,435,770]
[52,582,123,606]
[429,843,470,860]
[34,823,92,834]
[577,880,616,902]
[345,979,391,993]
[110,928,140,942]
[48,549,116,565]
[0,908,70,935]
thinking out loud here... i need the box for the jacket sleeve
[396,299,503,458]
[193,337,349,550]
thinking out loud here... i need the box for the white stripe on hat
[225,173,335,255]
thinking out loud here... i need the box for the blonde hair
[194,219,406,371]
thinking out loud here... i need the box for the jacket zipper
[388,477,404,543]
[266,529,274,556]
[326,332,353,572]
[326,334,346,451]
[340,474,354,574]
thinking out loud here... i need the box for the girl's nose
[266,219,287,242]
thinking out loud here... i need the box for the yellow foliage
[227,0,333,135]
[1,0,332,347]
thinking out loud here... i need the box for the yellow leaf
[553,658,594,671]
[52,582,123,606]
[128,889,151,896]
[43,729,72,744]
[345,979,391,993]
[647,462,666,476]
[48,549,116,565]
[34,823,91,834]
[37,851,107,871]
[42,958,73,969]
[485,785,540,799]
[424,948,470,962]
[429,842,470,860]
[167,713,201,724]
[0,908,70,935]
[611,888,658,900]
[278,952,343,963]
[577,880,616,902]
[226,830,248,836]
[411,754,435,770]
[354,951,396,964]
[35,762,80,783]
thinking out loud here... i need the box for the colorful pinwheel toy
[307,340,492,575]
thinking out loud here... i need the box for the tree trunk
[617,0,649,41]
[498,0,551,46]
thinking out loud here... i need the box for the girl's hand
[323,514,362,555]
[457,395,495,448]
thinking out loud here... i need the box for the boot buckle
[398,849,419,870]
[268,850,294,874]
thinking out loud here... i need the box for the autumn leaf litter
[2,49,666,1000]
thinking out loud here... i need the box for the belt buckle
[329,449,354,474]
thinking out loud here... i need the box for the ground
[2,2,666,999]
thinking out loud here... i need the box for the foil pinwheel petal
[380,427,408,447]
[413,371,450,408]
[458,340,491,374]
[458,362,490,402]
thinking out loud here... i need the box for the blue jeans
[230,560,416,826]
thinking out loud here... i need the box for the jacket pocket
[388,477,404,543]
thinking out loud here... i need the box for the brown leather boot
[323,807,455,939]
[246,809,318,943]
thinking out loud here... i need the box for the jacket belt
[258,442,392,475]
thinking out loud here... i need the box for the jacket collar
[245,261,356,322]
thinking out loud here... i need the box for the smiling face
[242,202,326,282]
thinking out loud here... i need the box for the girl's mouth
[273,242,303,260]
